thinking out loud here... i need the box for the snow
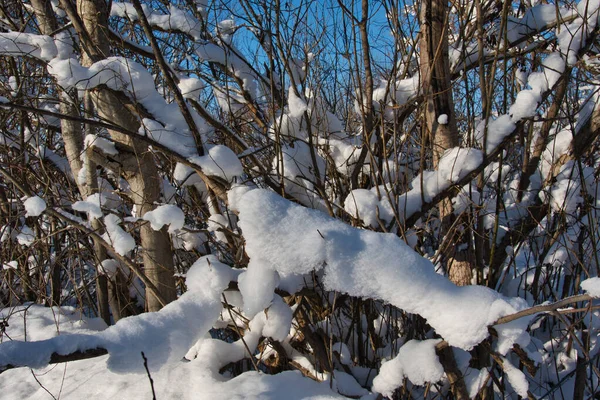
[288,87,308,118]
[0,32,57,61]
[84,134,118,156]
[143,204,185,233]
[333,371,369,397]
[2,261,17,270]
[0,255,232,374]
[269,113,303,140]
[72,193,106,220]
[398,147,483,221]
[1,3,594,399]
[540,129,572,178]
[0,304,107,342]
[582,277,600,298]
[139,118,197,158]
[332,342,352,365]
[477,115,516,153]
[195,43,258,95]
[174,162,202,185]
[509,53,566,123]
[464,368,489,398]
[227,184,254,212]
[509,90,539,121]
[172,230,207,251]
[261,295,293,342]
[556,1,600,65]
[237,258,280,317]
[178,77,203,99]
[372,339,444,397]
[207,213,230,242]
[546,161,582,214]
[189,145,243,181]
[0,359,344,399]
[16,225,35,246]
[111,3,202,40]
[98,259,120,278]
[344,189,381,228]
[501,356,529,397]
[540,53,565,90]
[103,214,136,256]
[272,140,326,207]
[494,318,531,356]
[23,196,46,217]
[48,57,204,159]
[438,147,482,182]
[320,138,360,177]
[506,5,567,45]
[372,74,419,110]
[237,189,529,350]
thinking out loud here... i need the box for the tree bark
[420,0,473,286]
[31,0,111,321]
[89,89,177,311]
[75,0,177,311]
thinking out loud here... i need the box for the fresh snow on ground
[0,257,345,399]
[0,356,345,400]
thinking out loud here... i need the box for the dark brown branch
[435,341,469,400]
[0,348,108,374]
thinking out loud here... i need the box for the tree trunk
[89,88,177,311]
[31,0,111,322]
[76,0,177,311]
[420,0,473,286]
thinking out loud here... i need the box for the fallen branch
[0,348,108,374]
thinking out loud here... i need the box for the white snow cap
[103,214,135,256]
[438,114,448,125]
[16,225,35,246]
[72,193,106,220]
[189,145,243,181]
[2,260,17,270]
[287,86,308,118]
[143,204,185,233]
[98,259,120,278]
[344,189,381,228]
[581,277,600,298]
[372,339,444,397]
[23,196,46,217]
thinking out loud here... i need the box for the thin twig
[141,352,157,400]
